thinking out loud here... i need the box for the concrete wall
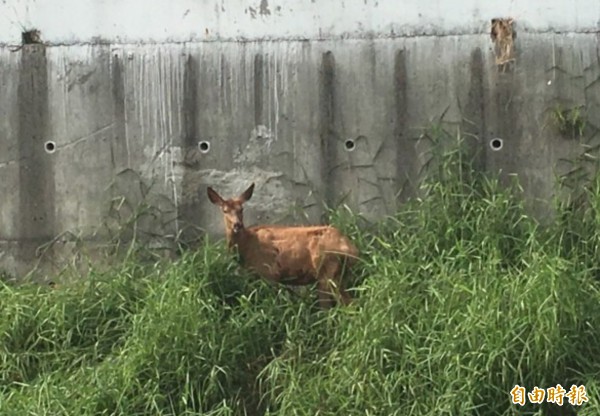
[1,0,599,277]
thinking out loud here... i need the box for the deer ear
[207,187,224,206]
[240,183,255,202]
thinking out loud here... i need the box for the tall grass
[2,136,600,415]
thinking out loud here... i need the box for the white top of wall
[1,0,598,45]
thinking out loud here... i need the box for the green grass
[2,144,600,415]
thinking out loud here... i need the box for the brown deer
[207,183,359,308]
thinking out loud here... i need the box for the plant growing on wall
[552,105,587,140]
[490,18,516,67]
[104,169,181,259]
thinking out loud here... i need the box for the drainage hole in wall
[45,141,56,154]
[344,139,356,152]
[490,138,503,151]
[198,141,210,154]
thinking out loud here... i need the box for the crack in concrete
[0,122,112,167]
[57,123,115,150]
[67,68,97,92]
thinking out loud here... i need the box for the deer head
[207,183,255,235]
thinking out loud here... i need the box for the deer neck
[226,226,248,250]
[226,227,250,264]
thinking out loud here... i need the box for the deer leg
[336,256,354,306]
[329,275,352,306]
[316,279,335,309]
[313,253,334,308]
[316,256,351,308]
[319,277,351,307]
[337,284,352,306]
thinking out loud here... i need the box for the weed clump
[552,105,587,140]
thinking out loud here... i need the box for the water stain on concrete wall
[17,43,56,262]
